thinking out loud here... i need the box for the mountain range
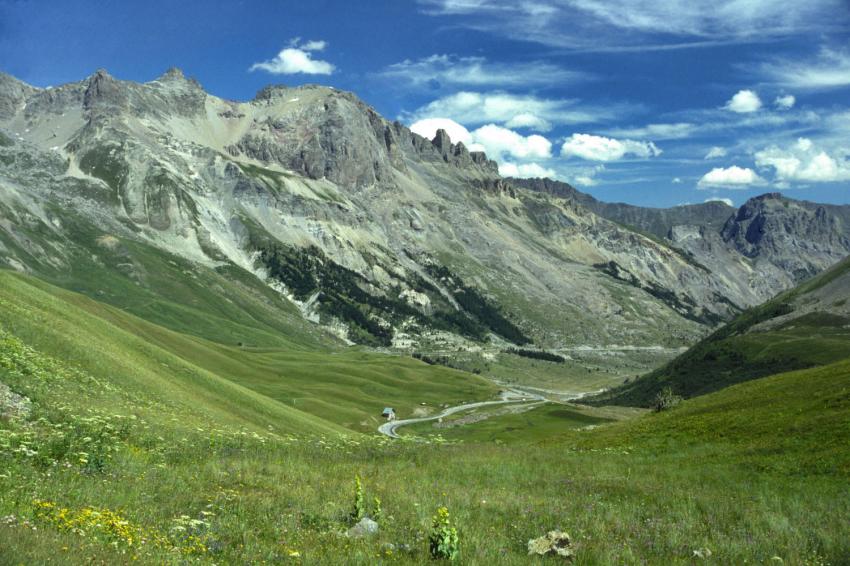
[2,68,849,355]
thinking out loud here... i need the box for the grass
[592,255,850,407]
[0,272,848,564]
[0,271,497,432]
[402,403,619,443]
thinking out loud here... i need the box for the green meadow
[1,270,849,564]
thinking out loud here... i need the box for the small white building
[382,407,396,421]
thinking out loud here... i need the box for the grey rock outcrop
[1,67,848,354]
[346,517,379,538]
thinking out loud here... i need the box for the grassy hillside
[589,255,850,407]
[0,271,498,431]
[1,269,849,563]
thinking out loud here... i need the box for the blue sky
[1,0,849,208]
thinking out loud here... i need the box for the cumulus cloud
[672,177,682,184]
[759,46,850,90]
[409,118,474,146]
[471,124,552,160]
[381,54,589,89]
[499,162,558,179]
[560,133,661,162]
[249,39,335,75]
[403,91,626,132]
[724,89,762,113]
[705,197,734,207]
[774,94,796,110]
[698,166,766,188]
[704,146,727,159]
[755,137,850,183]
[409,118,552,169]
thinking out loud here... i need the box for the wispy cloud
[402,91,635,131]
[417,0,847,51]
[380,54,590,90]
[704,146,727,159]
[605,122,695,140]
[249,38,335,75]
[758,46,850,90]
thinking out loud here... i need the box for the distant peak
[0,71,33,88]
[159,67,185,81]
[253,84,290,101]
[153,67,203,91]
[89,68,113,80]
[431,129,452,152]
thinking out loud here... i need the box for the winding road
[377,387,606,438]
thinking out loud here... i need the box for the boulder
[346,517,379,538]
[527,530,574,559]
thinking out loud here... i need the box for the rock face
[0,73,38,120]
[0,381,31,421]
[721,193,850,281]
[511,177,736,238]
[514,177,850,301]
[0,68,848,352]
[527,530,574,558]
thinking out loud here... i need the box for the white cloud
[409,118,552,168]
[571,164,606,186]
[605,122,694,140]
[409,117,473,146]
[760,46,850,90]
[381,54,588,89]
[403,91,625,131]
[672,177,682,184]
[698,166,766,188]
[774,94,796,110]
[300,40,327,51]
[418,0,846,50]
[754,137,850,183]
[560,133,661,161]
[705,197,734,207]
[504,113,552,131]
[250,40,335,75]
[704,146,727,159]
[573,175,597,186]
[724,90,762,113]
[499,162,557,179]
[471,124,552,160]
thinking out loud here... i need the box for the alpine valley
[0,68,848,565]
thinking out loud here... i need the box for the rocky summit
[1,69,849,354]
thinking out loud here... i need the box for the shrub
[653,386,682,412]
[351,475,365,522]
[429,506,459,561]
[503,348,566,363]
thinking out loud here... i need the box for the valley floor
[1,271,848,564]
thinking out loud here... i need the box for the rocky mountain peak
[722,193,850,280]
[0,72,38,119]
[253,84,290,102]
[432,129,453,154]
[159,67,186,81]
[83,68,128,113]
